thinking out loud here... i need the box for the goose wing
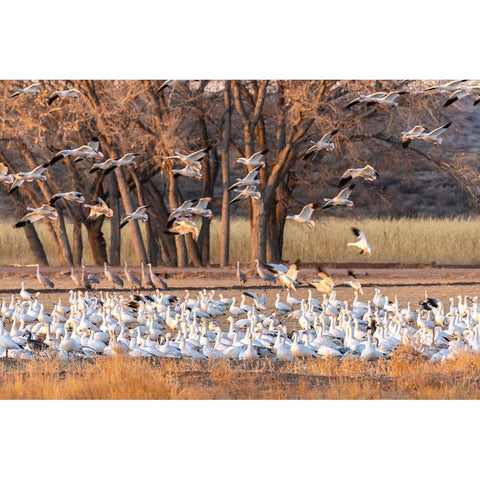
[319,129,338,143]
[427,122,451,138]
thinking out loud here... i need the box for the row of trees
[1,80,479,267]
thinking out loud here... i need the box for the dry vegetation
[2,348,480,400]
[2,216,480,266]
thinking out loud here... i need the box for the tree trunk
[87,218,108,264]
[72,222,83,266]
[108,173,121,265]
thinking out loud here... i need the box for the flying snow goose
[424,80,468,92]
[401,122,451,148]
[89,153,139,174]
[443,85,480,107]
[48,191,85,206]
[237,149,269,168]
[365,91,408,107]
[120,205,150,229]
[304,130,338,159]
[50,138,103,165]
[172,165,202,180]
[229,185,261,205]
[227,165,262,191]
[286,202,321,229]
[8,163,49,194]
[165,146,210,171]
[190,197,214,218]
[347,227,372,256]
[164,217,199,240]
[48,88,86,105]
[12,204,58,228]
[10,82,42,98]
[344,270,363,294]
[322,185,355,209]
[338,165,378,187]
[308,266,336,295]
[345,91,388,109]
[83,197,113,220]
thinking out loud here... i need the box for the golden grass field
[3,216,480,266]
[2,348,480,400]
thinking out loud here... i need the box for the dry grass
[2,348,480,399]
[2,216,479,267]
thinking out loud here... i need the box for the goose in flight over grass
[48,191,85,206]
[322,185,355,209]
[286,202,321,229]
[83,197,113,220]
[237,149,268,168]
[424,80,468,92]
[168,199,197,222]
[48,88,86,105]
[229,185,261,205]
[304,130,338,159]
[443,86,480,107]
[12,204,58,228]
[228,165,262,191]
[0,163,13,184]
[10,82,42,98]
[165,146,210,171]
[120,205,151,229]
[308,266,335,294]
[344,270,363,294]
[89,153,139,174]
[348,227,372,256]
[8,163,49,194]
[338,165,378,187]
[164,217,199,240]
[401,122,451,148]
[50,138,103,165]
[190,197,214,218]
[172,165,203,180]
[345,91,388,109]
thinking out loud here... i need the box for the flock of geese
[1,79,478,362]
[1,278,480,363]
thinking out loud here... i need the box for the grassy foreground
[2,216,480,266]
[2,348,480,399]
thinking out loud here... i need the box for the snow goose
[424,80,468,92]
[275,335,295,361]
[89,153,139,175]
[347,227,372,256]
[366,91,408,107]
[12,203,58,228]
[344,270,363,294]
[49,138,103,165]
[286,203,321,229]
[345,91,388,109]
[120,205,150,229]
[338,165,378,188]
[228,165,262,192]
[275,293,292,316]
[165,146,210,171]
[48,191,85,206]
[172,165,202,180]
[48,88,86,105]
[308,266,335,295]
[290,331,319,359]
[8,164,49,194]
[0,323,23,358]
[322,185,355,209]
[443,85,480,107]
[83,197,113,220]
[304,130,338,159]
[10,82,42,98]
[229,185,261,205]
[164,217,199,240]
[401,122,451,148]
[239,331,259,360]
[360,332,383,361]
[237,149,269,168]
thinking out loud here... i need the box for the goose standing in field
[322,185,355,209]
[286,202,321,229]
[0,322,23,358]
[164,217,199,240]
[124,262,142,290]
[83,197,113,220]
[20,281,33,301]
[10,82,42,98]
[36,264,54,289]
[237,149,269,168]
[49,138,103,165]
[165,146,210,171]
[338,165,378,187]
[48,191,85,206]
[229,185,261,205]
[104,262,124,289]
[303,130,338,159]
[236,261,247,285]
[89,153,139,174]
[348,227,372,256]
[23,330,49,353]
[48,88,86,105]
[401,122,451,148]
[12,204,58,228]
[8,163,49,194]
[120,205,150,229]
